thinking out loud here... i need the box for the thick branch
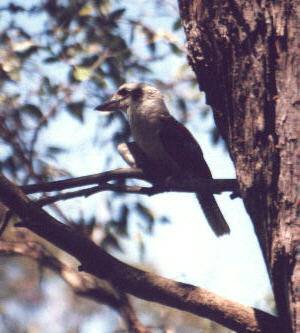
[0,240,149,333]
[0,173,279,333]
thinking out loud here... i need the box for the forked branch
[20,167,239,206]
[0,174,279,333]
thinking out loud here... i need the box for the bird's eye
[118,88,129,96]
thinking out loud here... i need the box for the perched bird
[95,83,230,236]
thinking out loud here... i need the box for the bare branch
[35,183,155,206]
[0,174,279,333]
[21,168,239,198]
[0,239,150,333]
[35,178,239,206]
[21,168,147,193]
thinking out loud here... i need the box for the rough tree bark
[178,1,299,332]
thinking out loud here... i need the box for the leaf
[211,127,221,145]
[85,216,97,234]
[8,3,24,12]
[108,8,126,21]
[129,63,151,74]
[79,3,94,16]
[47,146,67,155]
[116,205,129,236]
[67,101,85,122]
[0,65,11,81]
[101,233,123,252]
[44,56,59,63]
[16,45,39,59]
[129,24,135,44]
[80,55,99,67]
[12,40,35,52]
[40,77,58,95]
[3,155,18,175]
[73,66,92,81]
[172,18,182,31]
[177,97,187,113]
[148,42,156,54]
[159,216,170,224]
[141,26,156,55]
[135,203,155,233]
[21,104,43,119]
[169,42,182,55]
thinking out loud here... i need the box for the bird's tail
[196,192,230,236]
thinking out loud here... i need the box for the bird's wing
[159,116,212,178]
[159,116,230,236]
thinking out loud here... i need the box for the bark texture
[178,1,299,332]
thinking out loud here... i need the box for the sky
[0,0,274,332]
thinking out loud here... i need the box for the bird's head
[94,83,163,113]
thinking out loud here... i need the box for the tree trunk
[178,1,299,332]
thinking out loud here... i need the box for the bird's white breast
[127,101,176,168]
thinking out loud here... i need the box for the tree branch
[35,179,239,206]
[35,183,156,206]
[0,173,279,333]
[21,168,147,194]
[21,168,239,197]
[0,239,150,333]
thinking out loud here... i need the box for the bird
[95,83,230,236]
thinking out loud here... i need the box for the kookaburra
[95,83,230,236]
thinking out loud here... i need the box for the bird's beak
[94,95,124,112]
